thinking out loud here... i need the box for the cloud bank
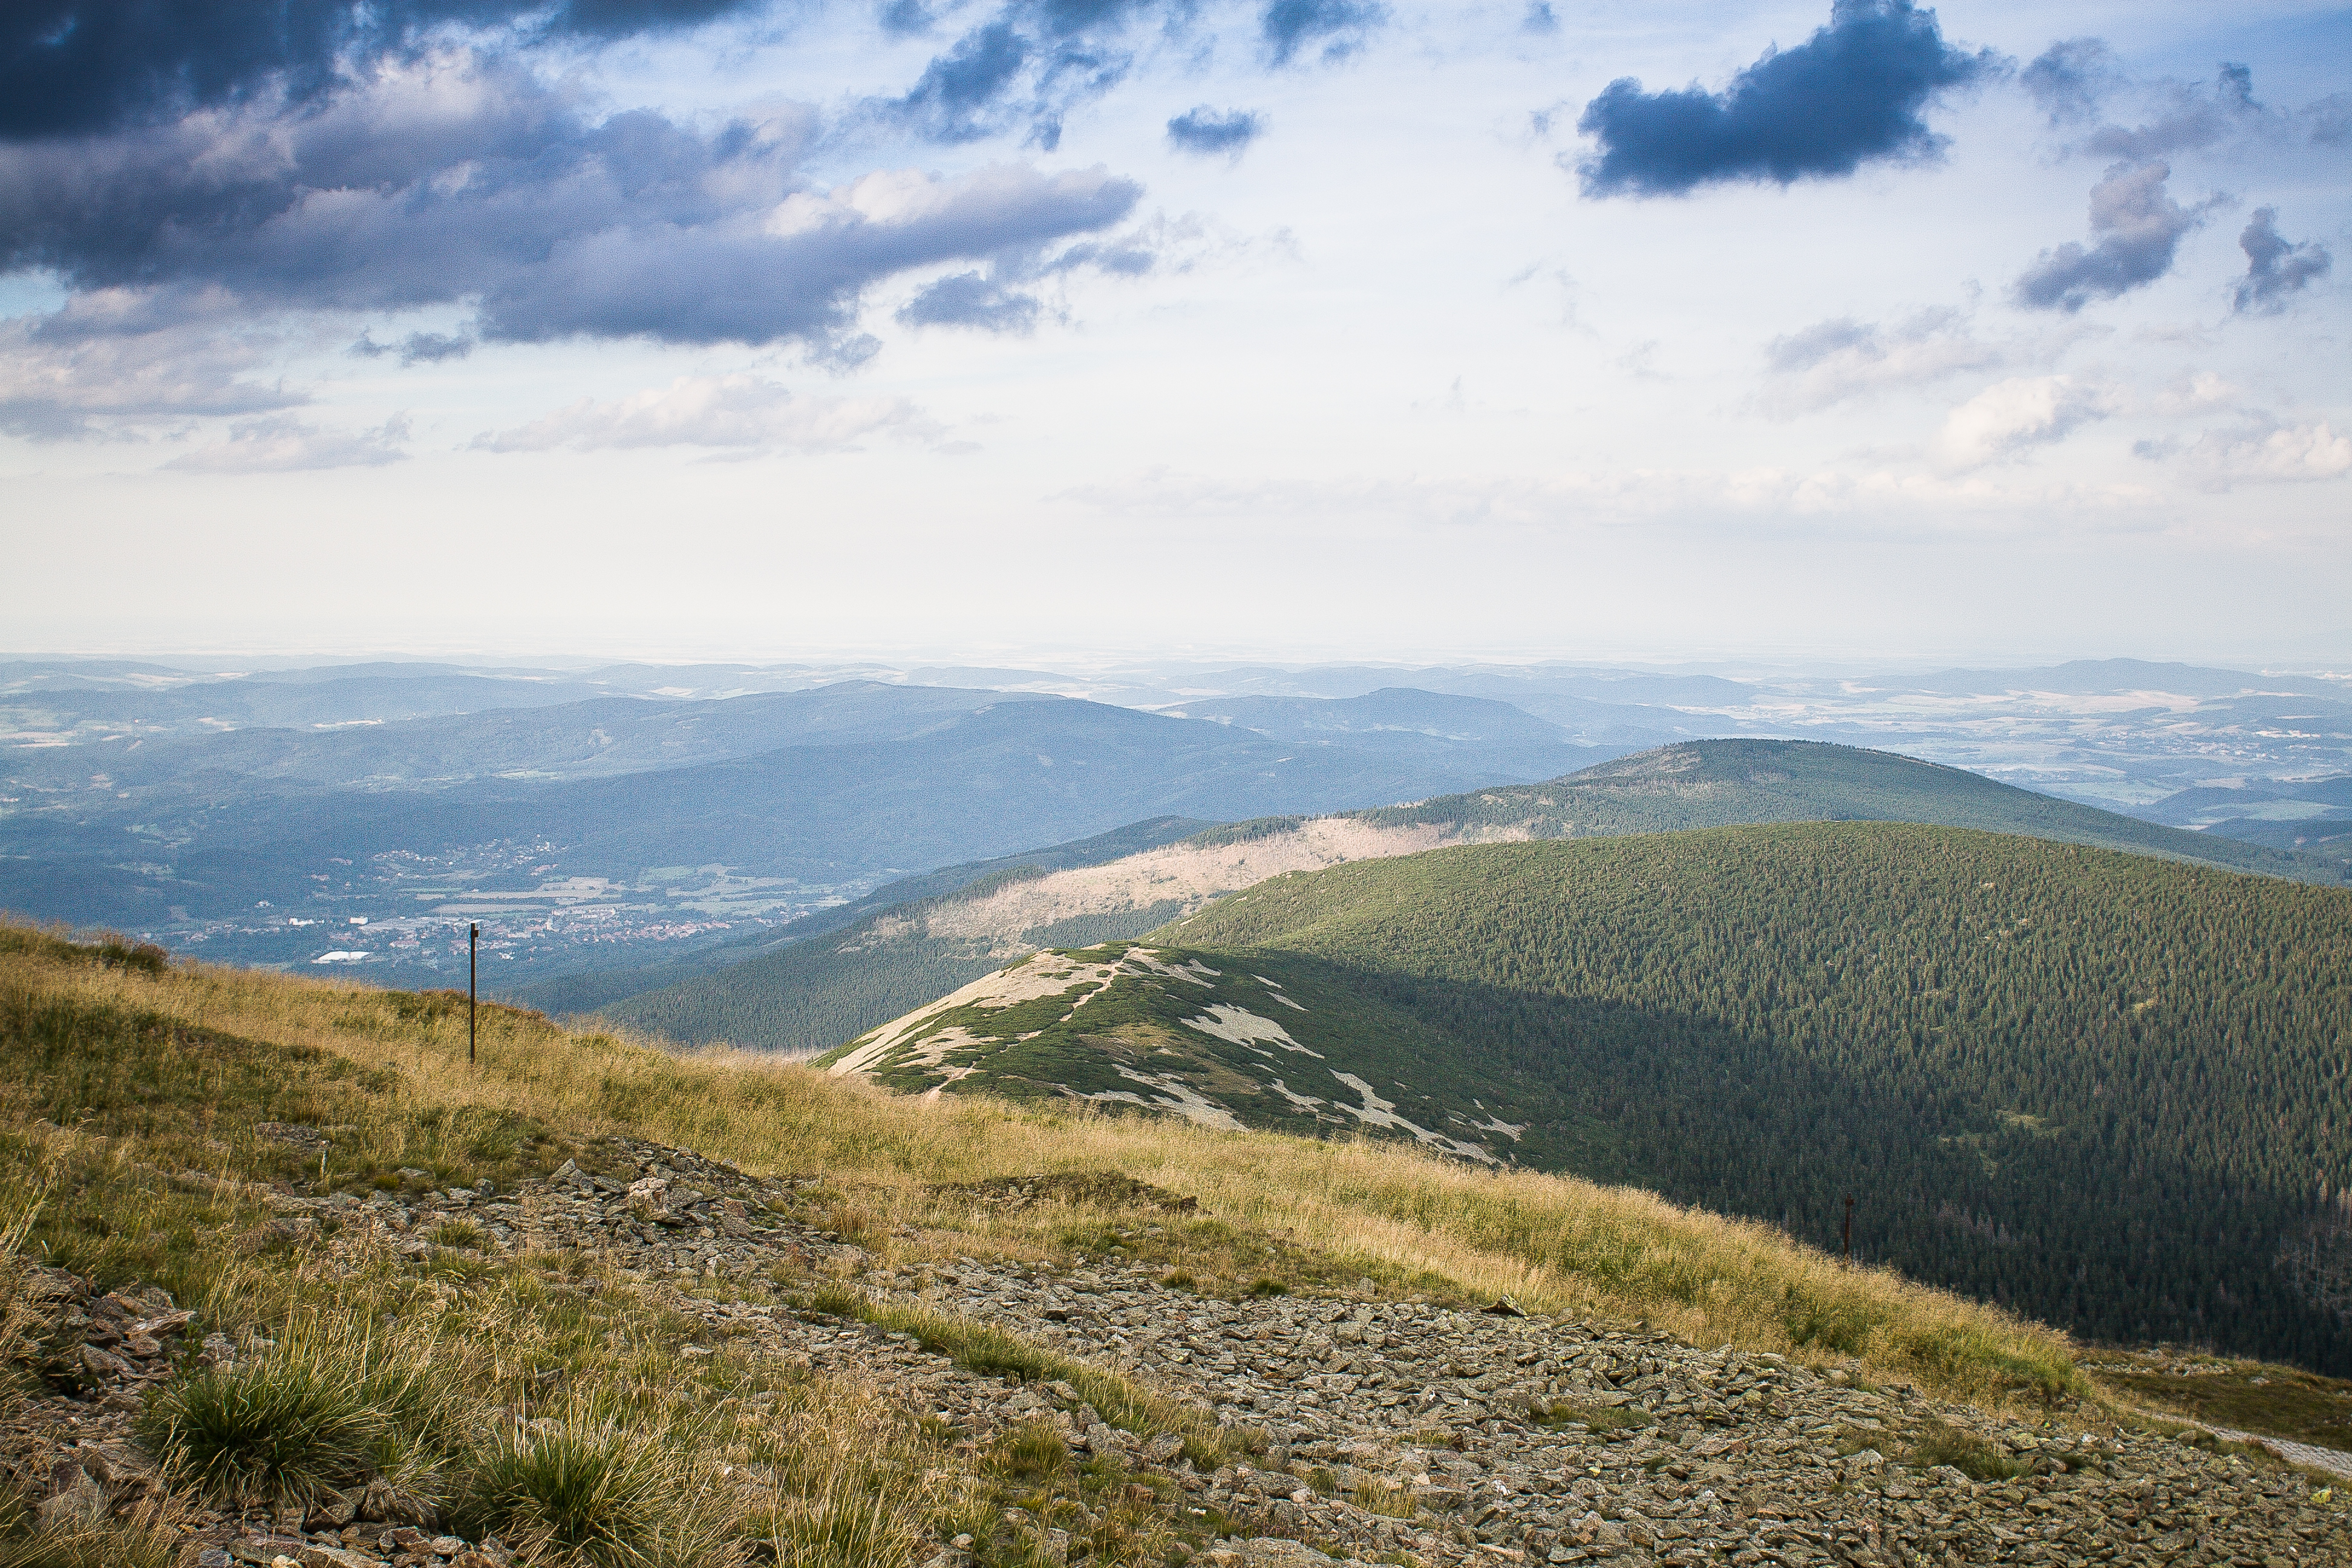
[1575,0,1996,197]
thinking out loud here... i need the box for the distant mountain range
[560,737,2344,1055]
[0,680,1621,973]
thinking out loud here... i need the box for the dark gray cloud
[885,0,1186,148]
[0,56,1142,353]
[0,0,769,142]
[351,330,476,365]
[2081,63,2262,159]
[2020,38,2120,126]
[1260,0,1383,67]
[2233,207,2331,315]
[2012,161,2212,312]
[896,272,1041,332]
[1573,0,1996,197]
[1166,105,1263,155]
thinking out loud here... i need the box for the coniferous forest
[1166,824,2352,1373]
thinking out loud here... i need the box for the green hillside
[584,739,2339,1055]
[1372,738,2342,881]
[824,825,2352,1374]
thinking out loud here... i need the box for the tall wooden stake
[469,922,479,1065]
[1843,1194,1854,1263]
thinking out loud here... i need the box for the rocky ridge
[310,1135,2352,1566]
[10,1131,2347,1567]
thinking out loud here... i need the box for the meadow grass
[0,918,2083,1421]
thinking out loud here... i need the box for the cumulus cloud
[0,286,299,437]
[1261,0,1385,67]
[0,0,769,141]
[0,53,1142,352]
[2020,38,2121,126]
[1166,106,1264,157]
[1759,308,2006,412]
[2177,421,2352,487]
[163,413,410,472]
[474,373,938,452]
[2012,162,2214,312]
[1933,376,2114,469]
[2079,63,2261,161]
[897,272,1040,332]
[1573,0,1997,197]
[2232,208,2331,315]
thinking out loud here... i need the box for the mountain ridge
[584,737,2344,1054]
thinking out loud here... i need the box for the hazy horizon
[5,1,2346,658]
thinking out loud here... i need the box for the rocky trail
[7,1132,2345,1567]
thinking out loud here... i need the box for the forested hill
[564,737,2330,1054]
[1365,738,2341,882]
[829,824,2352,1373]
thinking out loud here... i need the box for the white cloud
[2183,422,2352,487]
[1933,376,2117,470]
[163,414,411,472]
[473,374,942,454]
[0,288,299,438]
[1758,309,2008,413]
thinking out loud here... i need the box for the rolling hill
[586,738,2345,1053]
[820,823,2352,1373]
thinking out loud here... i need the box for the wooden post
[469,923,478,1065]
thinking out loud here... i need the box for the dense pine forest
[1166,825,2352,1373]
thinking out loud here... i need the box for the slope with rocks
[596,737,2336,1053]
[822,825,2352,1376]
[2,922,2345,1568]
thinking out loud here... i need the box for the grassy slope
[584,739,2343,1058]
[1140,826,2352,1373]
[0,920,2086,1419]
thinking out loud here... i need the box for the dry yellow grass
[1,928,2082,1407]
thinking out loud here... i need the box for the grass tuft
[452,1420,717,1568]
[135,1344,379,1506]
[1908,1420,2024,1481]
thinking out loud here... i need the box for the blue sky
[2,1,2345,664]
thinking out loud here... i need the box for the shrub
[452,1423,716,1568]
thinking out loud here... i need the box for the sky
[2,1,2347,667]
